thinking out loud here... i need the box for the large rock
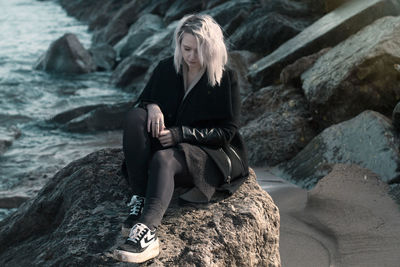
[34,33,96,74]
[248,0,400,88]
[164,0,203,23]
[303,164,400,267]
[113,14,165,60]
[91,0,149,46]
[89,44,116,71]
[240,85,316,166]
[0,149,281,266]
[227,50,260,96]
[228,1,313,54]
[57,102,132,132]
[110,22,177,91]
[274,110,400,188]
[301,16,400,128]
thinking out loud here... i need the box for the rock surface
[302,16,400,128]
[240,85,315,166]
[34,33,96,74]
[89,44,116,71]
[274,110,400,188]
[0,149,281,267]
[248,0,400,88]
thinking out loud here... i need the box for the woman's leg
[139,148,192,230]
[122,107,159,195]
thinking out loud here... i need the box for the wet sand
[254,165,400,267]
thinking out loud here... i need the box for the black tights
[122,107,192,230]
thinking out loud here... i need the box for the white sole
[113,239,160,263]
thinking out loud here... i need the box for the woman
[113,14,249,263]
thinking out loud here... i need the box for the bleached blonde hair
[173,14,228,87]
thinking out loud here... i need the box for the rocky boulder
[0,126,21,155]
[0,149,281,266]
[280,47,331,87]
[240,85,316,166]
[163,0,203,24]
[274,110,400,189]
[302,16,400,128]
[228,1,314,54]
[248,0,400,88]
[392,101,400,131]
[52,102,132,133]
[34,33,96,74]
[113,14,165,60]
[88,44,116,71]
[227,50,260,96]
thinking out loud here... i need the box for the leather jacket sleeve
[170,123,237,147]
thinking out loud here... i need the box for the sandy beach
[254,165,400,267]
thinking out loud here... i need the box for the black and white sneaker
[114,223,160,263]
[121,195,145,236]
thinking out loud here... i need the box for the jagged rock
[113,14,165,60]
[50,104,104,124]
[240,85,315,166]
[205,0,259,36]
[60,102,132,132]
[248,0,400,88]
[274,110,400,188]
[302,16,400,128]
[89,44,116,71]
[0,149,281,267]
[164,1,203,23]
[110,22,176,91]
[92,0,149,46]
[0,191,29,209]
[34,33,96,74]
[227,50,260,96]
[392,101,400,131]
[303,164,400,267]
[280,47,331,87]
[229,1,313,54]
[110,54,153,92]
[205,0,229,10]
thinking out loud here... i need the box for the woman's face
[180,33,201,70]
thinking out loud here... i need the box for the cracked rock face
[0,148,280,267]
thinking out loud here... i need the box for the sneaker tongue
[128,223,148,242]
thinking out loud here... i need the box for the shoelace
[128,223,148,243]
[128,196,144,215]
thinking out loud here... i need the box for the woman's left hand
[158,129,175,147]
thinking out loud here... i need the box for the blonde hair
[173,14,228,87]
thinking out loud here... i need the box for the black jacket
[136,56,249,185]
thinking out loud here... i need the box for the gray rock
[240,85,315,166]
[61,102,132,132]
[113,14,165,60]
[229,1,313,54]
[0,149,281,266]
[274,110,400,188]
[110,54,153,92]
[280,47,331,87]
[89,44,116,71]
[227,50,260,96]
[34,33,96,74]
[50,104,104,124]
[205,0,259,36]
[248,0,400,88]
[164,1,203,23]
[302,16,400,128]
[0,191,30,209]
[92,0,149,46]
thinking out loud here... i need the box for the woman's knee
[150,149,175,169]
[124,107,147,130]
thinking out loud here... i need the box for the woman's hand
[158,129,175,147]
[146,104,165,138]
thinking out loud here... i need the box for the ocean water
[0,0,132,219]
